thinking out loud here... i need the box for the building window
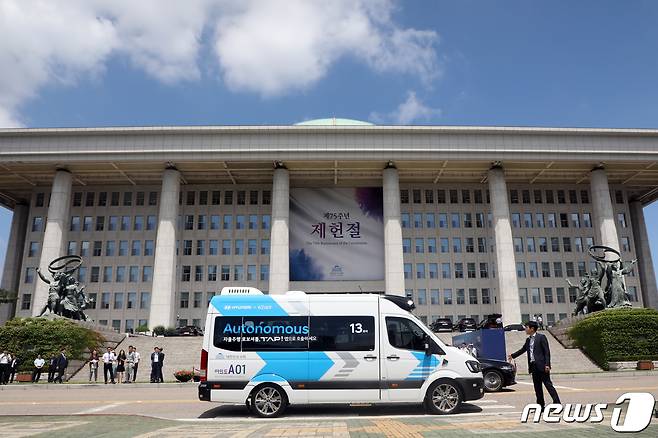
[516,262,526,278]
[195,265,204,282]
[221,265,230,281]
[412,189,421,204]
[544,288,553,304]
[519,288,528,304]
[443,289,452,305]
[403,263,412,280]
[181,265,191,282]
[454,263,464,279]
[142,266,153,282]
[32,216,43,232]
[211,191,220,205]
[402,238,411,254]
[425,190,434,204]
[114,293,124,309]
[180,292,189,308]
[400,190,409,204]
[208,265,218,281]
[261,239,270,255]
[456,289,465,305]
[260,265,269,281]
[468,288,478,305]
[101,292,110,309]
[481,288,491,304]
[617,213,627,228]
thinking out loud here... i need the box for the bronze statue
[567,245,636,315]
[36,255,91,320]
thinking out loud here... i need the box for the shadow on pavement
[199,403,483,419]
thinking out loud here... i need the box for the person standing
[157,348,165,383]
[132,347,141,382]
[508,321,561,409]
[55,349,68,383]
[150,347,164,383]
[89,350,99,383]
[102,347,116,384]
[115,350,126,384]
[537,315,544,331]
[9,354,19,383]
[32,355,45,382]
[47,354,58,383]
[0,350,10,384]
[125,346,135,383]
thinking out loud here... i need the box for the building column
[383,166,405,296]
[149,168,180,328]
[488,166,521,324]
[269,167,289,294]
[0,202,29,323]
[32,170,73,316]
[590,167,620,251]
[629,201,658,309]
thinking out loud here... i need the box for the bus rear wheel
[251,384,288,418]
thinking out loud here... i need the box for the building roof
[1,124,657,208]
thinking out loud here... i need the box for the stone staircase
[59,319,125,382]
[547,314,589,348]
[70,335,204,383]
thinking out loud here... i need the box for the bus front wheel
[425,379,462,415]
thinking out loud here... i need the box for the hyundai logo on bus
[521,392,656,433]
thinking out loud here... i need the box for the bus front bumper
[456,377,485,401]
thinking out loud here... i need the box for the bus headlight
[465,360,480,373]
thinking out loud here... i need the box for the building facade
[1,120,657,330]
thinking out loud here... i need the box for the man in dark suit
[54,349,68,383]
[508,321,561,409]
[150,347,164,383]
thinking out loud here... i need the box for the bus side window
[213,316,243,351]
[385,317,426,351]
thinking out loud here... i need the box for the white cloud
[0,0,440,125]
[370,90,441,124]
[213,0,439,96]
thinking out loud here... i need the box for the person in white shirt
[0,350,10,385]
[102,347,116,384]
[32,355,45,382]
[132,347,141,382]
[125,346,135,383]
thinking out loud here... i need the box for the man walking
[32,354,45,382]
[509,321,561,409]
[150,347,164,383]
[102,347,116,384]
[132,347,141,382]
[54,349,68,383]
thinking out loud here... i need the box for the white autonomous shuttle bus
[198,287,484,417]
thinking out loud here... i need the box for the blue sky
[0,0,657,282]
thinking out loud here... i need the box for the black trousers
[530,363,561,408]
[104,363,115,383]
[32,368,42,382]
[55,368,65,383]
[47,367,56,382]
[133,363,139,382]
[0,364,8,384]
[150,363,162,382]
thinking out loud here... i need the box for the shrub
[136,324,149,333]
[153,325,166,336]
[0,318,104,372]
[164,327,177,337]
[568,307,658,369]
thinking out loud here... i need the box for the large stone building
[1,119,657,330]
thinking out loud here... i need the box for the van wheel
[251,384,287,418]
[483,370,503,392]
[425,379,462,415]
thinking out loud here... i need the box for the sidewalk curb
[516,370,658,380]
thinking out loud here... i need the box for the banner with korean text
[289,187,384,281]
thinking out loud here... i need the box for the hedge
[0,318,104,372]
[568,307,658,369]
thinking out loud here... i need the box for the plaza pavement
[0,373,657,437]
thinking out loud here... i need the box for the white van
[198,287,484,417]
